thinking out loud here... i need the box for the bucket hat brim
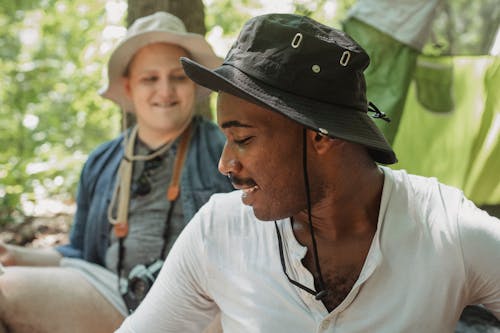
[181,57,397,164]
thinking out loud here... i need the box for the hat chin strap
[273,129,329,302]
[301,128,329,300]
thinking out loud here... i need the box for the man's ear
[308,129,335,154]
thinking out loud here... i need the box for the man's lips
[239,185,260,194]
[228,174,259,193]
[152,101,177,107]
[151,101,178,110]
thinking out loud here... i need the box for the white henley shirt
[117,167,500,332]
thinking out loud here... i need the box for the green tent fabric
[343,13,500,206]
[392,55,500,205]
[462,58,500,204]
[413,57,455,113]
[343,18,418,144]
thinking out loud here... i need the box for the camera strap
[108,125,174,237]
[114,121,194,286]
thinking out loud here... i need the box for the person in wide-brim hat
[101,11,222,113]
[0,11,230,333]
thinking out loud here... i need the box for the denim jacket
[56,116,233,266]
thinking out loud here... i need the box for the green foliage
[3,0,494,226]
[0,0,121,225]
[293,0,356,28]
[204,0,498,57]
[204,0,356,37]
[204,0,254,38]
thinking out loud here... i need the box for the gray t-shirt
[105,140,185,276]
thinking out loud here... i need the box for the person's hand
[0,241,18,266]
[0,241,62,267]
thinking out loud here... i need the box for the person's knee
[0,268,37,331]
[0,266,125,333]
[0,274,14,328]
[0,274,10,313]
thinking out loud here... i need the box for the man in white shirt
[116,13,500,333]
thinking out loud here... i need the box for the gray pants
[60,258,128,316]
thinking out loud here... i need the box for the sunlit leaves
[0,0,122,225]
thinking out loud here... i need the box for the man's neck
[137,119,191,150]
[290,166,384,312]
[292,166,384,241]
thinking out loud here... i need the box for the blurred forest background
[0,0,358,231]
[0,0,499,244]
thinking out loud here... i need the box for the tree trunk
[125,0,212,125]
[127,0,206,34]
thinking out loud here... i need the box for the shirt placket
[282,218,383,332]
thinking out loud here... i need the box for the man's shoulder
[381,166,466,229]
[193,115,224,139]
[188,116,226,159]
[204,191,247,216]
[87,134,124,162]
[191,191,277,261]
[196,191,266,234]
[194,115,219,129]
[383,166,463,201]
[81,134,124,180]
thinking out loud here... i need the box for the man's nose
[158,78,174,96]
[218,143,242,176]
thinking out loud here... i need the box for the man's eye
[234,137,253,146]
[142,76,157,82]
[171,75,188,82]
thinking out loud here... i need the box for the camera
[121,259,164,312]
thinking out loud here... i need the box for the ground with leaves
[0,213,71,248]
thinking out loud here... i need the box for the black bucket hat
[181,13,397,164]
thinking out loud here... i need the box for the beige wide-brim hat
[100,11,222,112]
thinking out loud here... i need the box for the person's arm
[55,154,97,259]
[459,197,500,319]
[0,241,62,266]
[116,203,218,332]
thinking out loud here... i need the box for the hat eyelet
[311,64,321,73]
[291,33,303,48]
[318,128,328,135]
[340,51,351,67]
